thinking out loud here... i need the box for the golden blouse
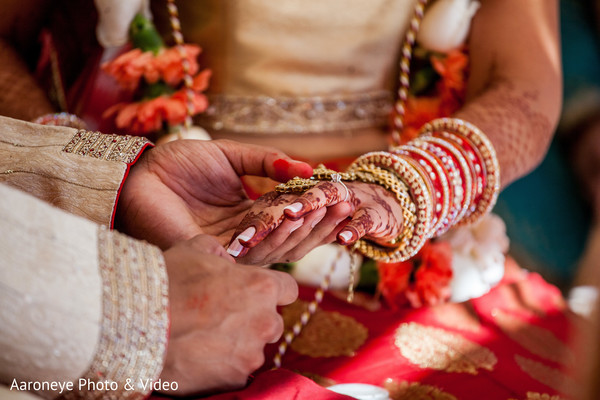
[152,0,418,160]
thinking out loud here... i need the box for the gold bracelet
[348,152,433,261]
[350,164,417,254]
[275,164,356,194]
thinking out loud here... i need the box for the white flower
[442,213,508,302]
[94,0,152,48]
[417,0,481,53]
[449,253,492,303]
[291,244,362,290]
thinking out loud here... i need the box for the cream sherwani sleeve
[0,116,152,226]
[0,116,169,399]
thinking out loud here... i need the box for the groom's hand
[116,139,313,249]
[159,234,298,395]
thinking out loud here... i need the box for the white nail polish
[226,241,242,257]
[236,226,256,242]
[283,202,303,213]
[339,231,353,242]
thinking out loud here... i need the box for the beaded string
[273,254,339,368]
[166,0,194,132]
[272,0,429,369]
[391,0,429,146]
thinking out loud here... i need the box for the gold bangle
[350,165,416,253]
[348,152,433,261]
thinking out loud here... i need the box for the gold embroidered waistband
[196,91,393,135]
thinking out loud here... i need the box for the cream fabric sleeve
[0,115,152,227]
[0,183,169,399]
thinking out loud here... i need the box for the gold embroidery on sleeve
[394,322,497,374]
[61,227,169,400]
[62,130,151,164]
[281,300,368,357]
[384,379,458,400]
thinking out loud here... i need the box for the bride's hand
[227,180,404,265]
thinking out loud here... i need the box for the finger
[268,269,299,305]
[266,314,285,344]
[213,139,313,181]
[236,217,307,264]
[336,208,375,246]
[188,234,237,262]
[227,192,295,255]
[266,203,353,263]
[283,181,353,221]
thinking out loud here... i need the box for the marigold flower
[377,241,453,309]
[102,44,204,90]
[103,85,209,135]
[376,260,412,310]
[102,48,154,91]
[404,241,453,308]
[153,45,201,86]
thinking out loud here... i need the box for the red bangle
[420,118,500,225]
[391,145,450,237]
[413,136,472,227]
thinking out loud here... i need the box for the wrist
[115,147,153,232]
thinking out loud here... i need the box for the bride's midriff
[208,127,390,164]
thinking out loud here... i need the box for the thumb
[213,139,313,182]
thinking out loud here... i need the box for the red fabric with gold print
[151,259,578,400]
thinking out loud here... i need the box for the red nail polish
[273,158,292,182]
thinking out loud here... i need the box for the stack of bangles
[276,117,501,262]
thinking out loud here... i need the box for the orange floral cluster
[101,45,210,135]
[377,241,453,309]
[400,48,469,142]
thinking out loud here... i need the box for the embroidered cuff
[62,130,153,228]
[62,227,169,400]
[62,130,152,165]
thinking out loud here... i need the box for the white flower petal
[291,244,361,290]
[417,0,481,53]
[450,254,492,302]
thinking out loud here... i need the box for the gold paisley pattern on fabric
[281,300,368,357]
[507,392,566,400]
[384,379,458,400]
[514,355,576,397]
[432,302,481,333]
[492,309,575,366]
[394,322,497,374]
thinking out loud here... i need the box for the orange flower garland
[101,43,210,135]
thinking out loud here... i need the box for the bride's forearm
[455,0,562,188]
